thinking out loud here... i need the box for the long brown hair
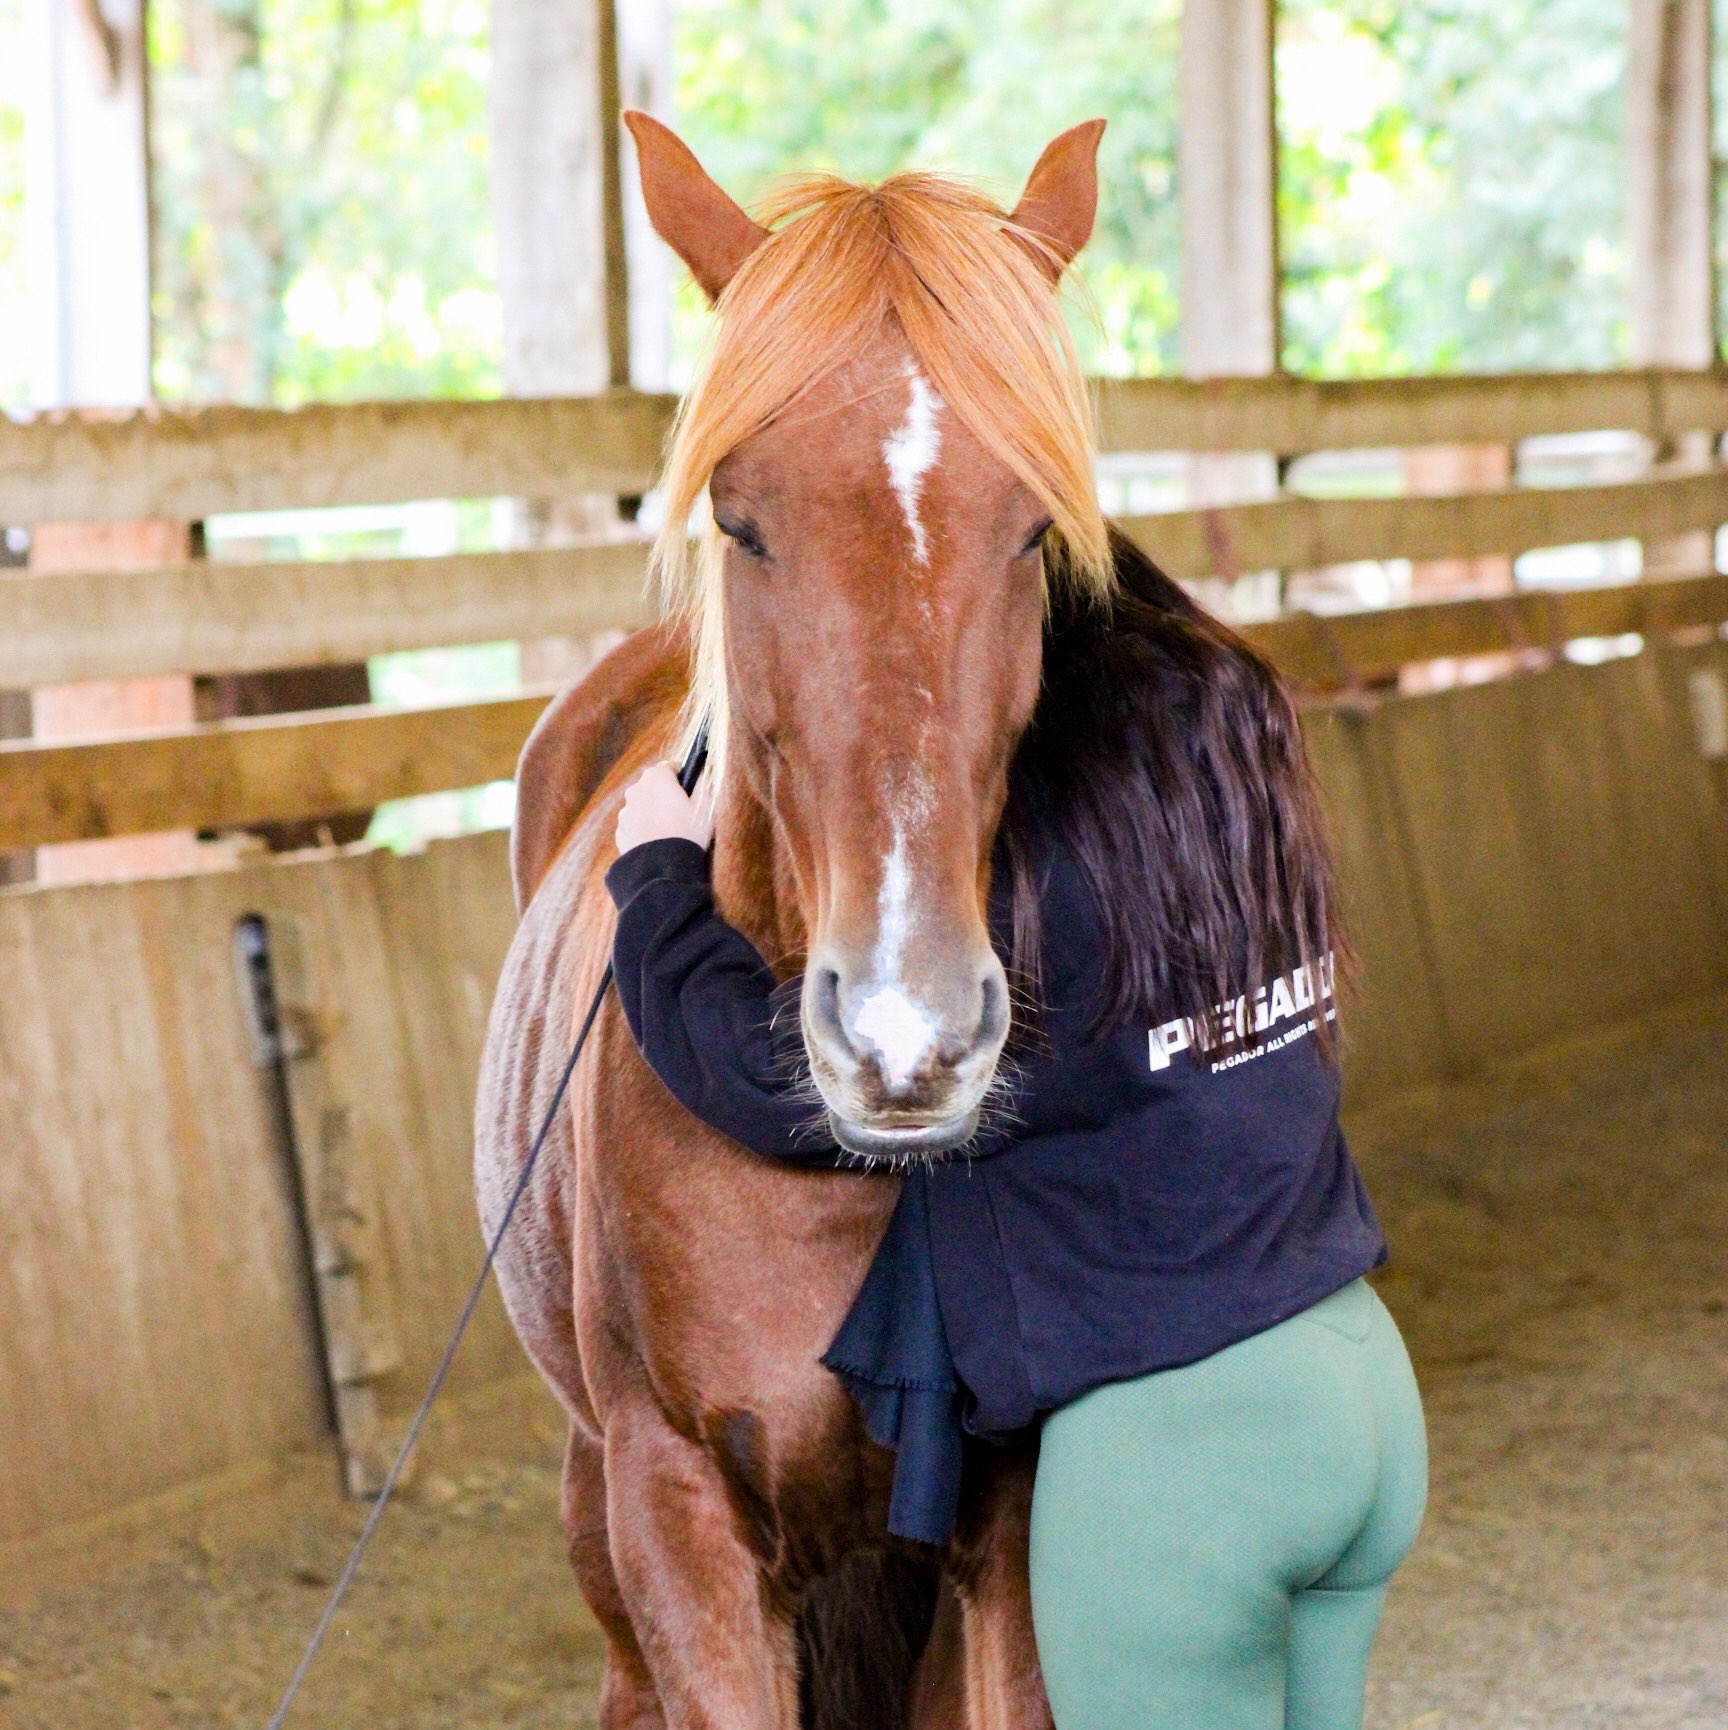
[1001,526,1345,1057]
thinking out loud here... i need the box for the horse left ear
[623,109,771,303]
[1008,119,1107,283]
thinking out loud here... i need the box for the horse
[474,112,1338,1728]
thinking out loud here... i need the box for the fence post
[1628,0,1718,578]
[1179,0,1282,618]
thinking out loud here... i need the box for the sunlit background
[3,0,1725,847]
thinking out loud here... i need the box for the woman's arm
[605,767,841,1166]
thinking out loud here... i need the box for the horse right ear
[623,110,770,304]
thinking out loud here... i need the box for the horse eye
[1020,520,1054,557]
[716,517,768,560]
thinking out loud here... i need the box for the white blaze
[882,366,944,565]
[852,828,937,1089]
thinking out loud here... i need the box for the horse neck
[709,752,808,980]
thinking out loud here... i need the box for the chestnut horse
[475,114,1115,1728]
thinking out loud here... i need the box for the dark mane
[1001,525,1344,1056]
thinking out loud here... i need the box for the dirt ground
[2,993,1725,1730]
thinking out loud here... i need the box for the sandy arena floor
[2,994,1724,1730]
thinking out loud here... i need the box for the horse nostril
[978,970,1009,1048]
[810,967,856,1056]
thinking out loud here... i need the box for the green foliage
[1279,0,1628,375]
[674,0,1184,377]
[55,0,1704,407]
[150,0,498,404]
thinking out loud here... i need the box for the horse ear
[623,109,770,304]
[1008,119,1107,283]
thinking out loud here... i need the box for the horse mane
[649,166,1114,779]
[1000,526,1346,1058]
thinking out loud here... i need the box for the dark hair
[1000,526,1345,1057]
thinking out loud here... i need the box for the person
[599,596,1427,1730]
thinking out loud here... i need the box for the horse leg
[948,1449,1053,1730]
[603,1395,800,1730]
[563,1425,667,1730]
[907,1575,968,1729]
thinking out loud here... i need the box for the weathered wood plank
[0,391,678,524]
[0,539,654,686]
[1243,572,1728,689]
[1095,368,1728,455]
[7,373,1728,525]
[0,692,552,849]
[5,572,1727,849]
[0,831,525,1545]
[10,476,1726,688]
[1123,468,1728,578]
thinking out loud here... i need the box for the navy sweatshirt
[605,835,1387,1546]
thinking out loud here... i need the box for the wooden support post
[29,524,205,884]
[489,0,633,683]
[1403,444,1515,599]
[22,0,201,884]
[1178,0,1281,617]
[617,0,674,391]
[1179,0,1279,375]
[262,915,407,1495]
[1628,0,1717,576]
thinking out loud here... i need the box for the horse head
[626,110,1111,1159]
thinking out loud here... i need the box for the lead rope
[266,722,710,1730]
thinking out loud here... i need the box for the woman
[599,541,1427,1730]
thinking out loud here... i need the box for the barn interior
[1,2,1726,1727]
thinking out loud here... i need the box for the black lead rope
[265,722,711,1730]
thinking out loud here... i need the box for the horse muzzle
[802,950,1009,1158]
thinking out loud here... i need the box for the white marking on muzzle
[852,827,937,1090]
[882,365,944,565]
[854,985,937,1091]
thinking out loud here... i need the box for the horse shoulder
[511,621,689,913]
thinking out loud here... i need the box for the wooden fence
[4,368,1728,1547]
[5,367,1728,850]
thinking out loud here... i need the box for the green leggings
[1029,1280,1427,1730]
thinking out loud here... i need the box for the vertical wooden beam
[617,0,674,391]
[595,0,631,391]
[489,0,630,686]
[1178,0,1281,615]
[488,0,614,401]
[1179,0,1280,377]
[22,0,202,884]
[23,0,153,408]
[1628,0,1715,370]
[1628,0,1717,575]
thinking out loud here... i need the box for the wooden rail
[0,391,677,524]
[5,369,1727,524]
[1096,368,1728,455]
[1245,570,1728,689]
[6,473,1725,685]
[1125,468,1728,581]
[0,539,653,686]
[3,573,1723,850]
[0,691,553,847]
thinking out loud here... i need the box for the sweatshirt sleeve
[604,838,842,1166]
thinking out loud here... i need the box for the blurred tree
[674,0,1184,377]
[133,0,1685,403]
[1280,0,1628,374]
[150,0,498,403]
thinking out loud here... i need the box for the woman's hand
[615,761,716,856]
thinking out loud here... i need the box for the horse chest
[577,1040,897,1422]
